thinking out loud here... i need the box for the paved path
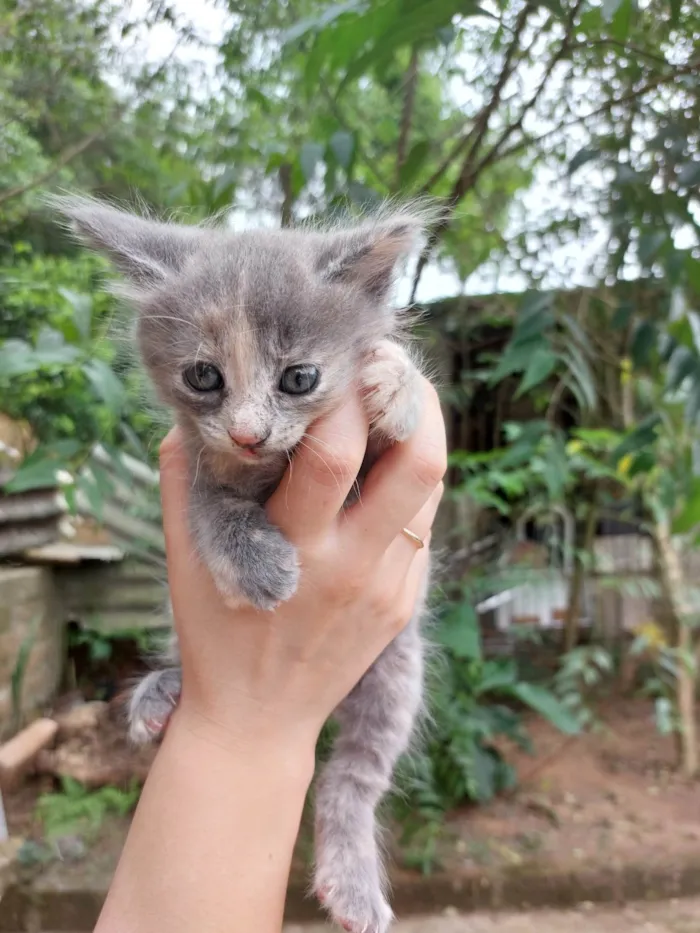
[283,897,700,933]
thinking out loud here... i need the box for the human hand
[159,377,446,759]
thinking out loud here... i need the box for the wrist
[168,700,318,789]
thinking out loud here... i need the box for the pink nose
[228,429,268,449]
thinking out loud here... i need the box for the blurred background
[1,0,699,928]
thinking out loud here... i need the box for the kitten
[55,195,433,933]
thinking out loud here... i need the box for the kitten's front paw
[212,528,300,612]
[362,340,422,442]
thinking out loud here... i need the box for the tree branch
[279,163,294,227]
[396,47,420,185]
[0,37,184,207]
[410,0,533,300]
[318,85,391,190]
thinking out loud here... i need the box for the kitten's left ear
[316,209,427,301]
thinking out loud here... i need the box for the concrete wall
[0,566,63,737]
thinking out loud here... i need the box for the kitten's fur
[56,195,433,933]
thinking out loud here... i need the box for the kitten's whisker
[191,446,205,489]
[296,439,343,498]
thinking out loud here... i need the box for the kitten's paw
[314,863,393,933]
[362,340,422,443]
[128,668,181,744]
[213,528,300,612]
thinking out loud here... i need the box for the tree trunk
[654,517,698,778]
[563,503,597,653]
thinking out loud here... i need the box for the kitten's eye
[279,364,320,395]
[183,362,224,392]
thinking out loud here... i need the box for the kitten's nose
[228,428,270,449]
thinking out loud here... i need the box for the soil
[4,696,700,887]
[434,698,700,875]
[284,898,700,932]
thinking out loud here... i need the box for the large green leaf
[399,140,431,189]
[678,162,700,189]
[638,231,668,266]
[509,682,580,735]
[299,141,325,181]
[84,359,126,414]
[568,147,600,175]
[489,337,545,385]
[281,0,368,45]
[630,320,657,369]
[672,477,700,534]
[4,459,67,493]
[515,348,557,397]
[666,345,698,392]
[437,602,482,660]
[329,130,355,170]
[612,414,662,463]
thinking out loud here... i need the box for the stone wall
[0,567,63,738]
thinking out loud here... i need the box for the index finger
[267,390,369,543]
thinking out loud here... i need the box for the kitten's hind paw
[128,668,181,744]
[314,870,393,933]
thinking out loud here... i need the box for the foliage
[36,777,141,840]
[394,593,579,870]
[68,625,159,664]
[10,615,41,732]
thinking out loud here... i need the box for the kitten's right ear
[50,195,203,288]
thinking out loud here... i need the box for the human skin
[94,377,446,933]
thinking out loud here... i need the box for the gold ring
[401,527,425,549]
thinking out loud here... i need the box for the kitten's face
[55,197,425,464]
[139,235,367,461]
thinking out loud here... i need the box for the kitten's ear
[51,195,203,287]
[316,209,427,300]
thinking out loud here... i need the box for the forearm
[95,707,315,933]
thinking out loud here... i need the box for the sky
[124,0,610,304]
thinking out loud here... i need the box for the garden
[1,0,699,926]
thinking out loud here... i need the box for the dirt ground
[5,697,700,887]
[284,898,700,933]
[431,698,700,875]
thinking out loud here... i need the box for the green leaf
[630,320,657,369]
[510,682,580,734]
[58,288,92,341]
[437,602,482,660]
[610,0,633,39]
[399,140,430,189]
[686,257,700,295]
[281,0,368,44]
[515,348,557,397]
[638,231,667,266]
[4,460,65,493]
[666,345,698,391]
[601,0,623,19]
[668,0,680,23]
[83,360,125,414]
[475,659,518,694]
[678,162,700,188]
[470,744,498,802]
[568,147,599,175]
[611,302,633,330]
[489,337,544,385]
[672,477,700,534]
[612,413,662,463]
[299,141,325,181]
[329,130,355,170]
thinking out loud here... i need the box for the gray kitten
[56,196,433,933]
